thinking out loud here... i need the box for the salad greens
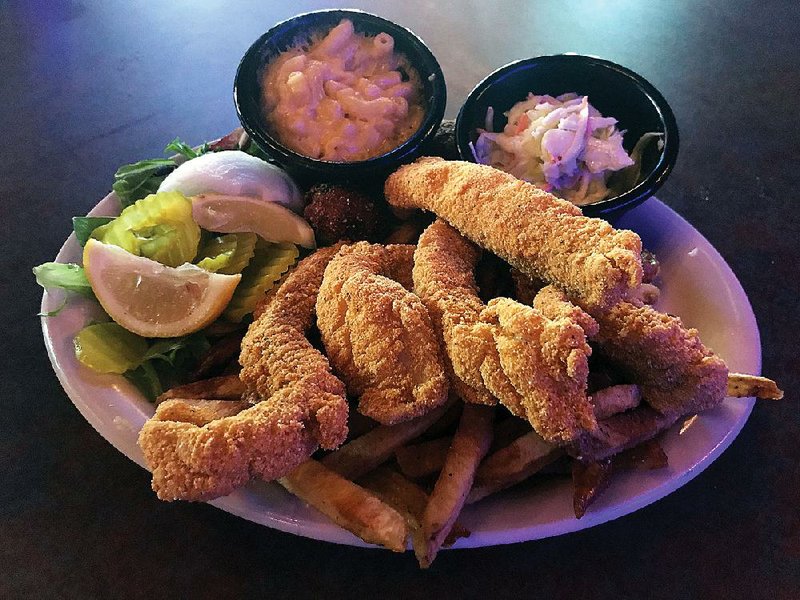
[34,263,94,298]
[112,137,207,208]
[130,332,211,400]
[74,321,210,400]
[36,133,303,402]
[111,136,268,208]
[112,158,176,208]
[72,216,115,246]
[165,137,209,160]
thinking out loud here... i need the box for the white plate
[41,194,760,548]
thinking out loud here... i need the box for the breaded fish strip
[317,242,449,425]
[414,221,598,441]
[138,245,349,502]
[413,220,498,406]
[484,296,598,442]
[590,300,729,417]
[385,157,643,309]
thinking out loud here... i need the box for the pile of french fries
[157,330,782,568]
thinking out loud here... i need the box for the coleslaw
[472,93,635,205]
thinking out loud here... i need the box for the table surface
[3,1,798,598]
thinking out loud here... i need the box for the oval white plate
[41,195,760,548]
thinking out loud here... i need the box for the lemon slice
[191,193,316,248]
[83,239,241,338]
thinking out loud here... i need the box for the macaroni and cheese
[261,19,424,162]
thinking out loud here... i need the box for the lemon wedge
[83,239,241,338]
[191,193,316,248]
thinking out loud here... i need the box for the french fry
[347,409,378,439]
[489,415,533,452]
[321,403,449,480]
[395,437,452,479]
[727,373,784,400]
[279,459,408,552]
[572,459,613,518]
[419,399,463,439]
[613,439,669,471]
[358,466,470,565]
[467,431,562,504]
[572,406,675,462]
[591,384,642,420]
[420,404,494,568]
[155,399,250,426]
[155,374,245,405]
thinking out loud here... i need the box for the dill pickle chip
[223,241,299,322]
[196,232,257,274]
[91,191,200,267]
[74,322,148,374]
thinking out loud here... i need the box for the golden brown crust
[317,242,449,424]
[589,300,728,416]
[138,245,349,501]
[414,220,597,442]
[413,220,497,406]
[385,158,643,310]
[488,297,597,441]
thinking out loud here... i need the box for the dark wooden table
[3,2,798,598]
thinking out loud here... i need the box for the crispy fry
[572,406,676,462]
[414,221,599,442]
[727,373,784,400]
[489,415,533,452]
[154,399,250,426]
[420,404,494,567]
[358,466,469,564]
[395,437,452,479]
[467,431,562,504]
[279,459,408,552]
[321,403,449,480]
[613,439,669,471]
[155,375,246,405]
[316,242,449,424]
[572,458,613,518]
[590,300,728,417]
[591,384,642,420]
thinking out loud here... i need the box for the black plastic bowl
[455,54,679,218]
[234,9,446,185]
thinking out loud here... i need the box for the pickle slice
[74,322,148,374]
[195,232,257,274]
[223,241,299,322]
[91,191,200,267]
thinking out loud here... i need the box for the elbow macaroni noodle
[262,19,424,162]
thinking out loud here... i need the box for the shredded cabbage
[473,93,635,205]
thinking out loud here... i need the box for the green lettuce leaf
[112,158,175,208]
[124,362,163,401]
[33,263,94,297]
[164,137,208,160]
[72,216,115,246]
